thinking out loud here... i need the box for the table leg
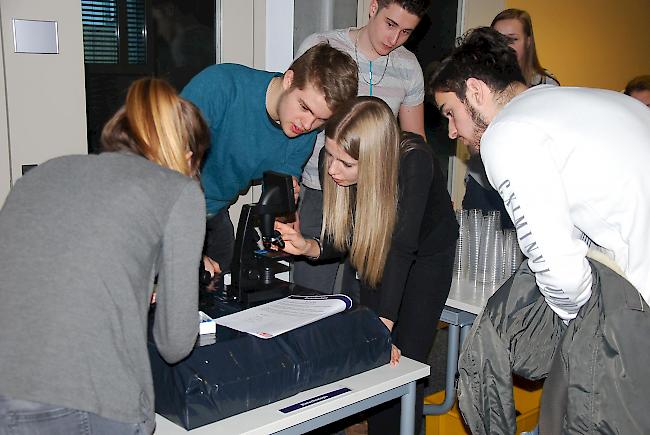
[423,324,460,415]
[399,380,416,434]
[460,323,471,344]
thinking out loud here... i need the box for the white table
[155,356,429,435]
[446,277,499,316]
[424,277,504,415]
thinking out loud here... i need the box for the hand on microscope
[203,256,221,277]
[274,221,320,259]
[199,255,223,291]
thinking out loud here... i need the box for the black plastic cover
[149,306,391,430]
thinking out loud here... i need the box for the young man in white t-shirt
[293,0,430,297]
[430,27,650,434]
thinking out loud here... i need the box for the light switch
[22,164,38,175]
[13,19,59,54]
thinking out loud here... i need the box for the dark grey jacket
[458,259,650,434]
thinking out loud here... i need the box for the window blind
[126,0,146,64]
[81,0,146,65]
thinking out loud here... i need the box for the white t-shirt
[296,28,425,190]
[481,85,650,320]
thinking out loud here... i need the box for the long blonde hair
[322,97,400,287]
[101,78,209,177]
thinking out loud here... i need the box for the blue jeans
[0,395,148,435]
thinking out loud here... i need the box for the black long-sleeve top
[320,133,459,321]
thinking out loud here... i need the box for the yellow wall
[506,0,650,90]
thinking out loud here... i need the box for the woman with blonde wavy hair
[491,8,559,87]
[0,77,209,434]
[276,96,458,435]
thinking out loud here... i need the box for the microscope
[228,171,296,304]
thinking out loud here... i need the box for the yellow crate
[424,383,542,435]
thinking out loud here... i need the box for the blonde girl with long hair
[0,77,209,434]
[321,96,400,289]
[276,96,458,435]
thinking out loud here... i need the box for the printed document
[215,294,352,339]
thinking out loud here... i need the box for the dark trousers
[463,176,514,229]
[204,208,235,272]
[362,244,455,435]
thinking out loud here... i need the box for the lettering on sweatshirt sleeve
[498,179,549,272]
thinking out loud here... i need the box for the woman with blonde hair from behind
[0,78,209,434]
[275,96,458,435]
[102,77,209,176]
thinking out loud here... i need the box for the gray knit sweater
[0,152,205,431]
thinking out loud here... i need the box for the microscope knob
[273,230,285,249]
[247,269,260,280]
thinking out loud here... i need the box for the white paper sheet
[215,294,352,339]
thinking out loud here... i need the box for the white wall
[294,0,357,55]
[357,0,371,26]
[265,0,294,72]
[462,0,504,31]
[0,0,87,206]
[220,0,281,70]
[221,0,255,66]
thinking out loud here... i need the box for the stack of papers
[216,294,352,339]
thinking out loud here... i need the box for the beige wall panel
[357,0,370,27]
[253,0,266,69]
[0,0,87,198]
[0,29,9,206]
[461,0,504,31]
[221,0,254,66]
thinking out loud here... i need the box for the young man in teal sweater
[182,44,358,273]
